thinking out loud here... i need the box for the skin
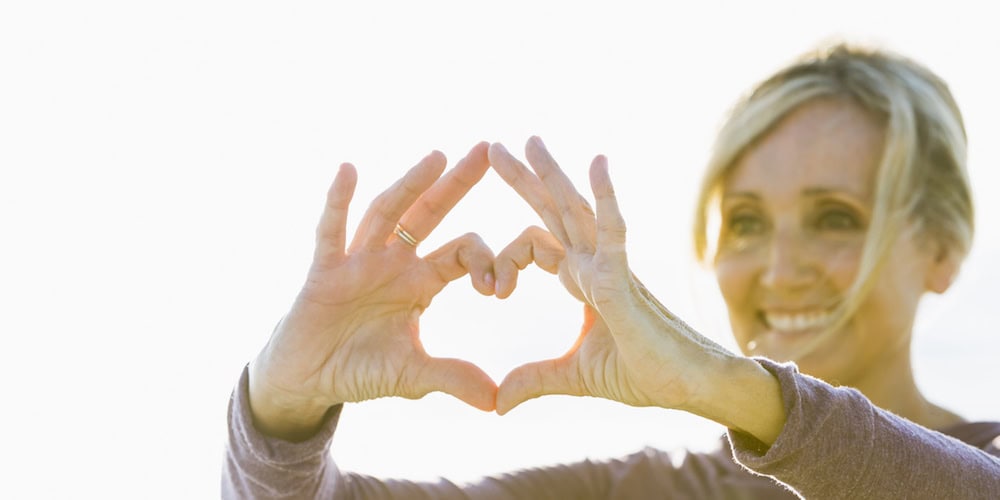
[714,98,963,429]
[249,143,504,441]
[250,138,787,446]
[489,138,786,444]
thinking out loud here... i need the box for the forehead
[724,99,886,201]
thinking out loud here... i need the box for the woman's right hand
[248,143,499,441]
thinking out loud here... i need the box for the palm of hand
[276,248,441,406]
[250,147,499,435]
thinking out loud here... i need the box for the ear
[925,246,962,294]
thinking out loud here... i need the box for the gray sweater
[223,359,1000,499]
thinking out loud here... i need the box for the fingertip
[433,359,498,412]
[495,271,517,299]
[466,141,491,166]
[481,393,498,413]
[474,271,496,297]
[467,388,497,413]
[425,149,448,170]
[589,156,614,194]
[488,142,511,161]
[524,136,556,172]
[494,401,516,416]
[495,376,529,415]
[408,151,447,182]
[329,163,358,201]
[335,162,358,182]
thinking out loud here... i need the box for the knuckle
[414,196,447,218]
[522,225,546,239]
[597,222,626,235]
[460,231,485,245]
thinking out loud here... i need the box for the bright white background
[2,1,998,498]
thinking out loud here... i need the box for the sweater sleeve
[220,366,739,499]
[728,358,1000,499]
[222,365,489,499]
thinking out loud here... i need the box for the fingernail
[529,136,545,148]
[484,271,495,289]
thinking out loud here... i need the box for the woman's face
[714,99,941,385]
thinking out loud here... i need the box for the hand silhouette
[249,143,503,440]
[489,138,736,417]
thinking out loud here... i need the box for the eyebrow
[803,187,858,197]
[720,192,759,201]
[721,188,864,200]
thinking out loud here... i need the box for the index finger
[525,136,597,251]
[488,142,569,244]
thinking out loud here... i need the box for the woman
[224,44,1000,498]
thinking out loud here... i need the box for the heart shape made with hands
[418,252,584,392]
[399,171,588,413]
[259,138,684,426]
[383,138,658,416]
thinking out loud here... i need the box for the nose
[761,224,816,289]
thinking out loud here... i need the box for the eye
[728,213,766,237]
[816,209,861,231]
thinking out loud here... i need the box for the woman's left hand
[488,138,720,414]
[489,137,786,445]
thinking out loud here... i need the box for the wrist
[686,354,787,446]
[248,361,333,442]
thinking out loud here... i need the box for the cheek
[714,255,755,313]
[814,241,863,291]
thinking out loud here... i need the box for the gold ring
[394,223,419,247]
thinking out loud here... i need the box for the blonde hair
[693,43,973,352]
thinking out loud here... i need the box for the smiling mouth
[760,309,834,335]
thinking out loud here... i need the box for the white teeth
[765,310,833,333]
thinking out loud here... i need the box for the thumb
[495,358,578,415]
[413,357,498,412]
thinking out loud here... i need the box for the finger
[493,226,565,299]
[525,136,597,252]
[488,142,569,244]
[396,142,490,244]
[313,164,358,268]
[590,155,628,265]
[495,358,578,415]
[351,151,447,251]
[412,357,498,412]
[423,232,497,296]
